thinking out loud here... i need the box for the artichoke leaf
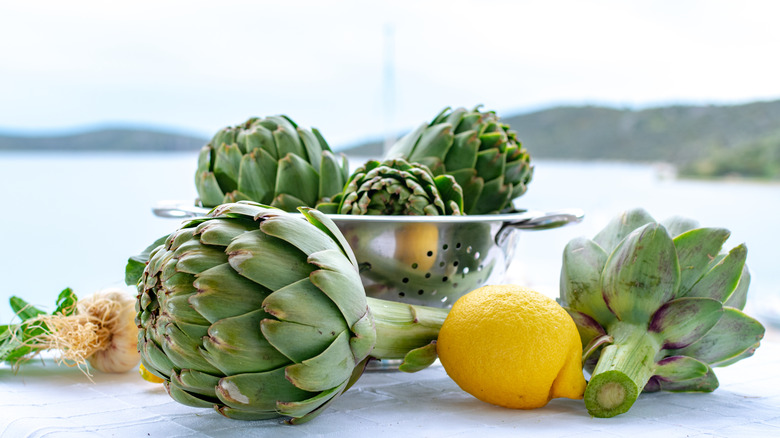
[649,297,723,349]
[593,208,655,255]
[277,379,348,423]
[654,355,710,382]
[285,331,354,392]
[308,249,369,328]
[443,130,479,171]
[196,171,226,208]
[274,153,320,208]
[227,229,315,291]
[348,311,377,363]
[560,237,613,324]
[384,123,427,160]
[319,150,348,202]
[166,379,216,409]
[448,168,483,215]
[398,341,438,373]
[141,339,176,378]
[191,263,270,322]
[161,323,221,374]
[661,215,701,238]
[409,123,455,163]
[724,264,750,310]
[601,223,680,323]
[470,175,511,215]
[564,308,608,352]
[163,294,209,326]
[658,366,719,392]
[195,218,258,247]
[261,320,345,364]
[474,147,506,182]
[213,143,243,193]
[236,148,277,205]
[262,278,346,329]
[202,309,288,375]
[217,366,314,412]
[300,208,359,268]
[685,244,747,303]
[673,227,731,296]
[260,213,341,256]
[175,245,229,275]
[174,369,221,398]
[297,127,324,170]
[269,115,306,158]
[672,307,765,366]
[243,123,276,158]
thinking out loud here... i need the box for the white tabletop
[2,336,779,438]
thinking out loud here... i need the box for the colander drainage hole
[453,261,459,267]
[455,242,462,249]
[426,251,433,257]
[399,292,406,297]
[425,273,431,279]
[402,277,409,283]
[417,290,424,295]
[442,276,449,282]
[411,263,418,269]
[442,244,449,250]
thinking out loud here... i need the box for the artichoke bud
[195,116,348,212]
[132,202,447,423]
[384,105,533,214]
[337,159,464,216]
[561,208,765,418]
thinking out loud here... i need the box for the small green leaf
[398,341,438,373]
[649,297,723,349]
[593,208,655,255]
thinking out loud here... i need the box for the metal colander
[152,202,583,308]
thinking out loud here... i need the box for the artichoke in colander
[385,106,533,214]
[325,158,464,216]
[195,116,349,211]
[559,208,765,418]
[129,202,447,424]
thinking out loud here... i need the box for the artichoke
[559,208,765,418]
[385,106,533,214]
[326,158,464,215]
[131,202,447,424]
[195,116,349,211]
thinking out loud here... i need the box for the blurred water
[0,154,777,326]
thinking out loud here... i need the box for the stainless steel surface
[152,201,584,307]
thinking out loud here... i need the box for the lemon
[393,223,439,271]
[436,285,586,409]
[139,362,165,384]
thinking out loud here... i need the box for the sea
[1,152,778,326]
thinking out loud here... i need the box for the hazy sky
[2,0,779,147]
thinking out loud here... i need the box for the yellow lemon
[394,223,439,271]
[139,363,165,384]
[437,285,586,409]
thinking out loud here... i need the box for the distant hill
[3,100,779,178]
[340,99,780,179]
[0,128,207,152]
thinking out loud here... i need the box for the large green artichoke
[195,116,349,211]
[130,202,447,424]
[324,158,464,215]
[559,208,765,418]
[385,106,533,214]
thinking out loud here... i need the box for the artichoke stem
[585,321,662,418]
[366,297,448,359]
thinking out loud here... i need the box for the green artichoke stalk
[322,158,464,215]
[384,106,533,214]
[129,202,447,424]
[559,208,765,418]
[195,116,349,211]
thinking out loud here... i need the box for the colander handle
[152,201,210,218]
[496,208,585,244]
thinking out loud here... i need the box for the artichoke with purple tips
[560,208,765,418]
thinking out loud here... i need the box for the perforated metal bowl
[153,202,583,308]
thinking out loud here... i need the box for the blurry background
[1,1,779,325]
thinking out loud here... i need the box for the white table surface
[2,336,779,438]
